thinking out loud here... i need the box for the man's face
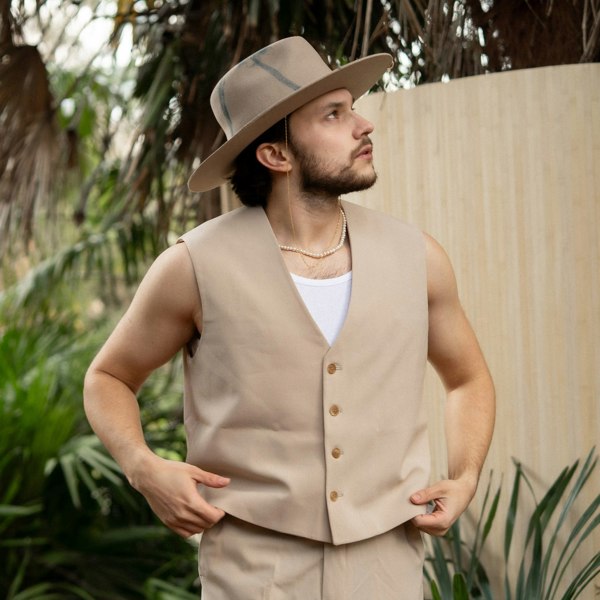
[288,89,377,197]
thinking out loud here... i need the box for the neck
[265,182,341,250]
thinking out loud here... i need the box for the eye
[327,110,339,119]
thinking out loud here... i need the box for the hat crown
[189,37,391,191]
[211,37,333,140]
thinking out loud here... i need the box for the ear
[255,142,291,173]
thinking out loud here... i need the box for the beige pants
[199,515,425,599]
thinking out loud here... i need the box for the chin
[350,172,377,193]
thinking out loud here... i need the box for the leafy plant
[0,315,198,599]
[425,450,600,599]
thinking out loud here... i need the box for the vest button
[329,405,340,416]
[329,491,339,502]
[327,363,337,374]
[331,447,342,459]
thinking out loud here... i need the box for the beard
[290,139,378,198]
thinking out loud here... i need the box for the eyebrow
[320,100,352,113]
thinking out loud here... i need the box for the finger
[190,466,231,488]
[163,507,220,534]
[177,510,225,538]
[172,524,204,538]
[414,524,449,537]
[189,503,226,527]
[159,480,226,527]
[183,490,227,526]
[163,514,204,538]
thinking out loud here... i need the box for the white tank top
[291,271,352,346]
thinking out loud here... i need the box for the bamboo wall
[348,64,599,597]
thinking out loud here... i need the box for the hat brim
[188,53,393,192]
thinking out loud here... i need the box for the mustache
[353,138,373,158]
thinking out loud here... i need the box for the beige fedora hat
[188,36,393,192]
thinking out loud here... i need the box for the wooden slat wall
[348,64,599,596]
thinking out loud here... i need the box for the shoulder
[140,241,197,289]
[131,242,200,321]
[177,206,270,276]
[423,231,450,264]
[422,232,458,303]
[342,200,422,240]
[91,243,201,380]
[179,206,258,246]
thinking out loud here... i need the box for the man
[84,37,495,599]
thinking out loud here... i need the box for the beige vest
[179,200,430,545]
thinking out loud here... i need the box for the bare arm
[411,233,495,536]
[84,242,229,537]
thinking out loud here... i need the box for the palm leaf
[559,552,600,600]
[450,514,464,575]
[466,474,500,589]
[6,546,31,600]
[544,448,599,597]
[521,464,574,547]
[452,573,469,599]
[503,459,523,599]
[144,578,199,600]
[0,504,43,517]
[426,534,454,596]
[12,583,96,600]
[474,560,494,600]
[548,509,600,600]
[46,435,126,509]
[95,526,170,545]
[430,579,443,600]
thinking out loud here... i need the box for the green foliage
[425,475,499,599]
[425,451,600,599]
[0,213,163,322]
[506,452,600,600]
[0,314,198,599]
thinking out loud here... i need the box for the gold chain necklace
[281,117,347,261]
[279,206,346,258]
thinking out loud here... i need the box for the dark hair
[229,118,287,207]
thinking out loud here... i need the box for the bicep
[425,233,489,391]
[90,243,201,391]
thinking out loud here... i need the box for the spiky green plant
[504,451,600,600]
[425,450,600,600]
[425,474,500,599]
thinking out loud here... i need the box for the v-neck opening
[258,201,358,350]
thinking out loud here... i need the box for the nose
[353,112,374,138]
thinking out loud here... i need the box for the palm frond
[0,44,63,250]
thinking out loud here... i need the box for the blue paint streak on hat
[218,81,234,138]
[250,52,300,91]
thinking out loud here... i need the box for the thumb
[189,466,230,488]
[410,485,439,505]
